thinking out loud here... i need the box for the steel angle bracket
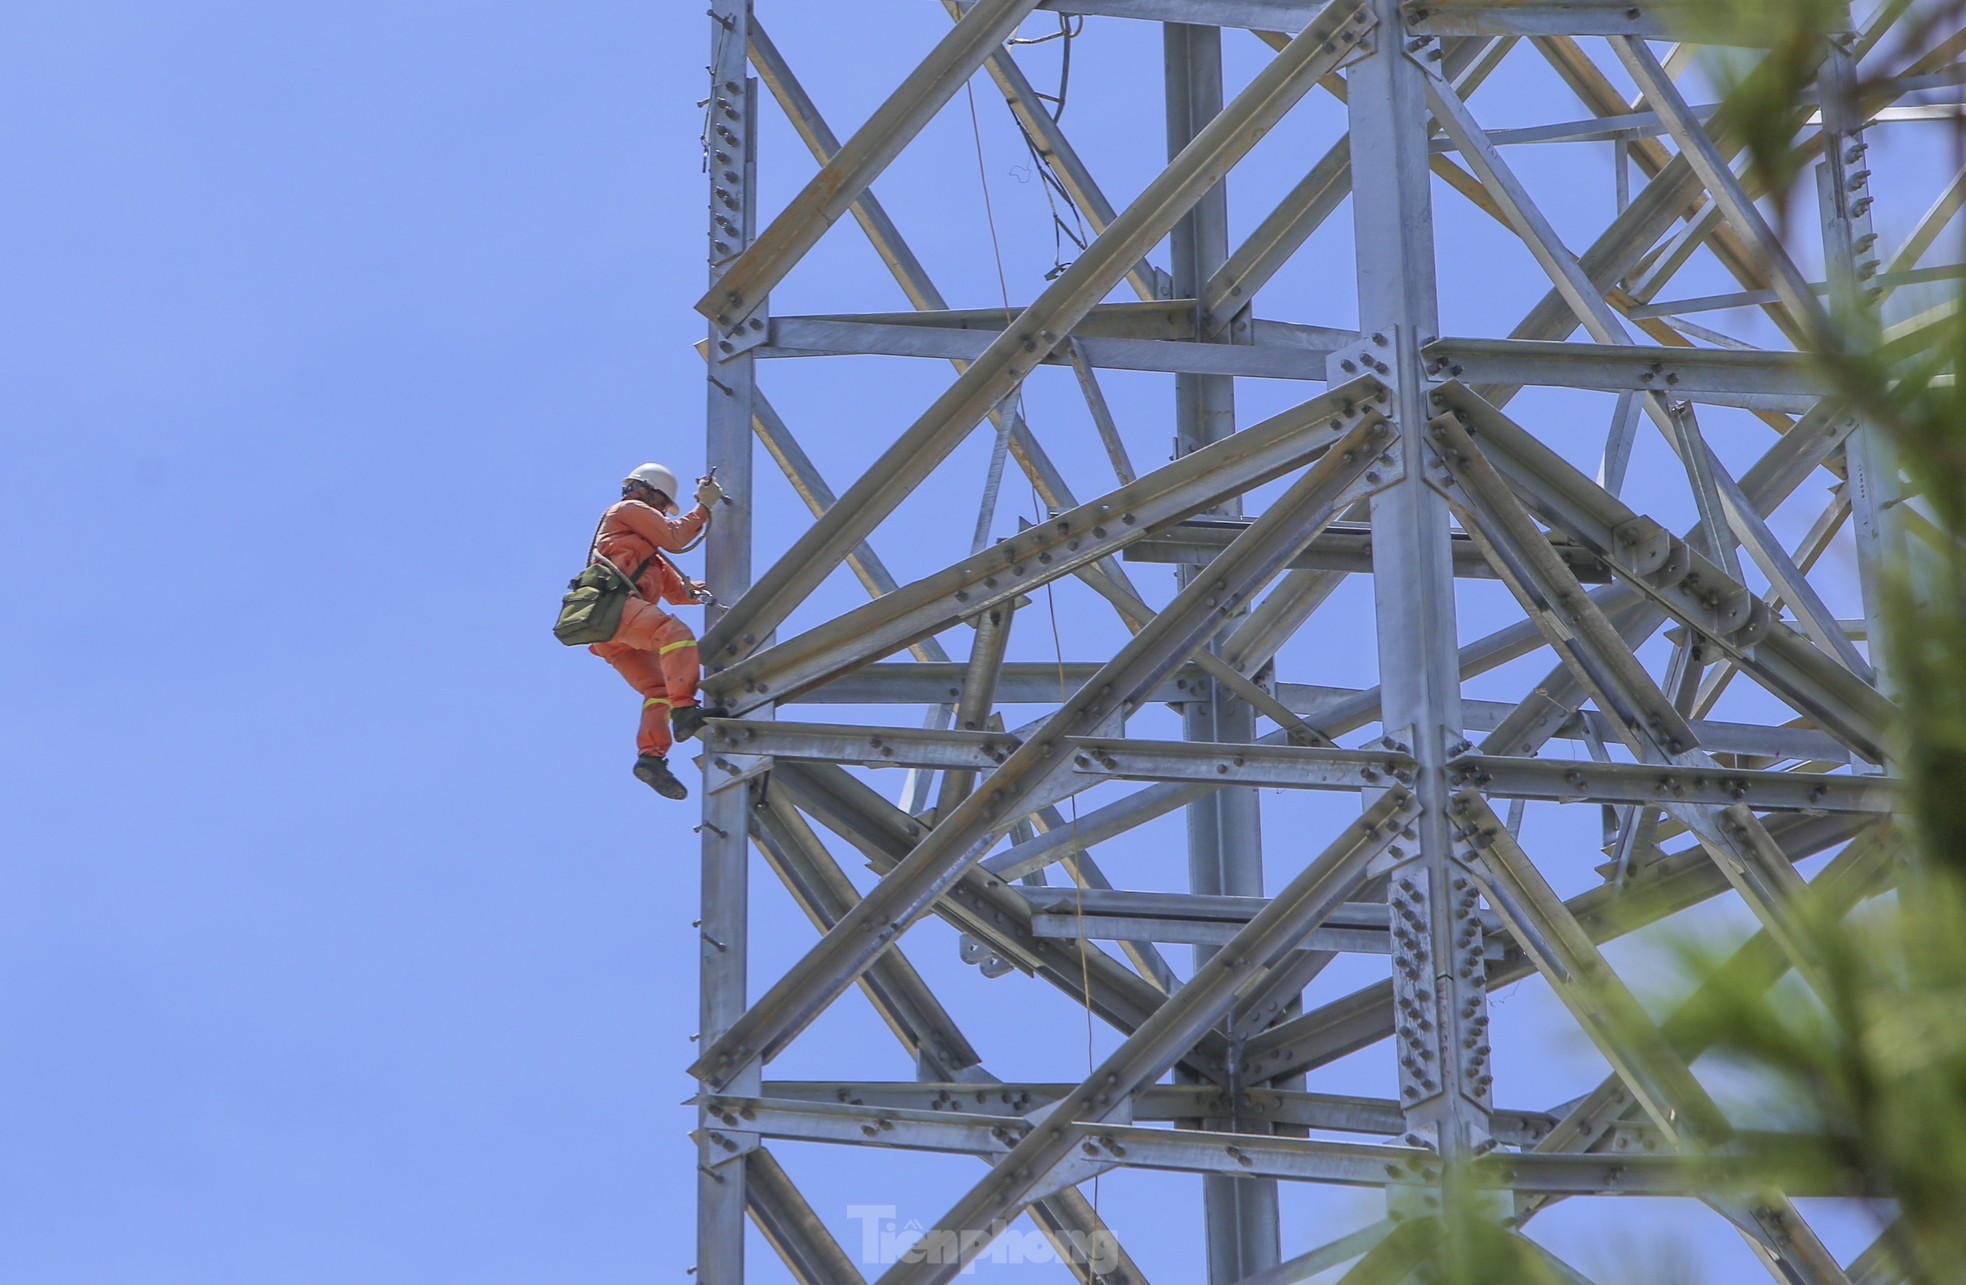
[1614,516,1763,637]
[1394,20,1445,73]
[705,717,1023,774]
[712,299,770,360]
[1445,752,1898,814]
[694,1110,763,1166]
[1335,18,1383,69]
[703,751,773,795]
[958,933,1016,979]
[1066,737,1415,791]
[1400,1,1670,39]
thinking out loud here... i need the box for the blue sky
[2,4,1950,1281]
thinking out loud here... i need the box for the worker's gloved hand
[689,580,717,605]
[695,476,724,506]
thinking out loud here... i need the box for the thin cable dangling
[970,58,1104,1232]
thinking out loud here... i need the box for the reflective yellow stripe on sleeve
[658,639,699,656]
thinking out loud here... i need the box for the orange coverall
[589,498,711,760]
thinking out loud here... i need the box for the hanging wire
[1020,125,1090,281]
[964,82,1019,555]
[968,58,1103,1224]
[1007,13,1082,121]
[1007,11,1082,51]
[1000,14,1091,278]
[964,83,1017,330]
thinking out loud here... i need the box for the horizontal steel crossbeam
[759,1079,1558,1143]
[761,314,1350,379]
[1425,337,1825,407]
[1123,516,1613,580]
[705,721,1890,813]
[1066,737,1888,811]
[708,1095,1861,1196]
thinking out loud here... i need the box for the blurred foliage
[1639,2,1966,1282]
[1385,4,1965,1279]
[1344,1178,1576,1284]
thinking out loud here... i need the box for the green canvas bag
[552,559,635,646]
[553,508,656,646]
[554,499,714,646]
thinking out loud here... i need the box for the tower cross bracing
[688,1,1958,1280]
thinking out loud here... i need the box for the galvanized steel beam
[1518,825,1899,1224]
[1428,384,1894,762]
[1349,0,1495,1169]
[758,314,1349,378]
[1239,810,1867,1083]
[697,7,758,1279]
[762,1078,1559,1142]
[768,759,1233,1081]
[1452,791,1855,1283]
[744,1146,867,1285]
[701,0,1375,661]
[700,0,1045,324]
[692,417,1392,1089]
[872,791,1416,1283]
[747,793,1156,1283]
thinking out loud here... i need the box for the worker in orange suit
[589,462,729,800]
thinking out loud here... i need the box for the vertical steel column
[1816,35,1904,696]
[699,3,758,1280]
[1347,0,1495,1173]
[1166,21,1279,1282]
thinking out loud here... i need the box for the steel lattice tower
[686,1,1957,1280]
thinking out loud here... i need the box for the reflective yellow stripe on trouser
[644,697,673,709]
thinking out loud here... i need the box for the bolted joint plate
[1388,868,1442,1108]
[710,301,770,360]
[702,751,773,795]
[1324,325,1399,384]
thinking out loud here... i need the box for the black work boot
[670,703,729,744]
[632,754,688,800]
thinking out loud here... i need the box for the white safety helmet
[624,462,680,502]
